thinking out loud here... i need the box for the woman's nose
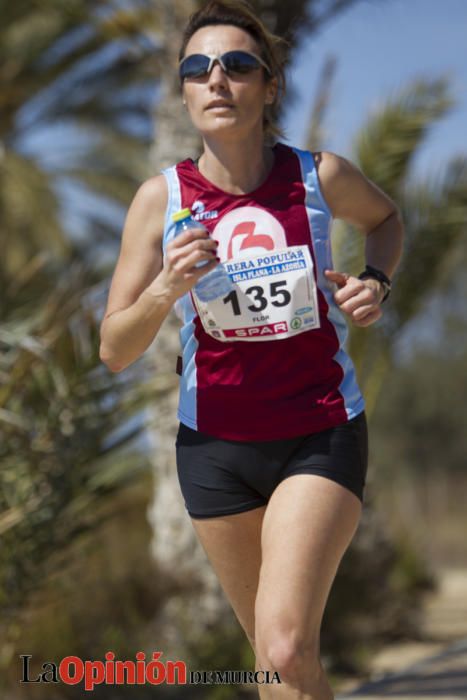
[208,61,228,86]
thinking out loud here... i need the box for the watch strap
[358,265,392,303]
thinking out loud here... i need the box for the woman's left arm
[316,151,404,327]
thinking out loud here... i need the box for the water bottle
[171,208,234,302]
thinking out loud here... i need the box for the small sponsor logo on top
[192,201,219,221]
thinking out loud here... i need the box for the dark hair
[179,0,288,143]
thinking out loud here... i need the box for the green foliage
[2,474,171,699]
[331,78,467,415]
[0,0,165,664]
[355,77,454,201]
[0,256,156,623]
[0,0,160,284]
[0,2,164,654]
[371,347,467,478]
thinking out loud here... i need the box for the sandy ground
[336,567,467,699]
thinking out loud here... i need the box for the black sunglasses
[179,50,272,81]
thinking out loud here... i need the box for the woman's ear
[265,77,278,105]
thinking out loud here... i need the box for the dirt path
[336,568,467,699]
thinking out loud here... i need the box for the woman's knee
[255,620,321,681]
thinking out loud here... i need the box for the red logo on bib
[213,207,287,261]
[227,221,275,258]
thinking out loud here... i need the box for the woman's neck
[197,135,275,195]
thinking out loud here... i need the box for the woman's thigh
[255,474,362,658]
[189,504,266,650]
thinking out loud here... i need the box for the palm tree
[0,0,165,680]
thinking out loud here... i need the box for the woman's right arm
[99,175,218,373]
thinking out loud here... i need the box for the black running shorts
[175,412,368,519]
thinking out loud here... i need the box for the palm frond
[320,78,467,416]
[1,151,71,293]
[354,77,454,202]
[1,0,156,287]
[0,257,156,612]
[389,156,467,331]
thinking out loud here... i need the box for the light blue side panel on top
[161,166,199,430]
[291,147,365,419]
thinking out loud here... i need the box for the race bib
[191,246,320,342]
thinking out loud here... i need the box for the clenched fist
[324,269,384,327]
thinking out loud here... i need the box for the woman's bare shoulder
[312,150,396,226]
[136,173,168,199]
[128,174,168,241]
[313,150,356,186]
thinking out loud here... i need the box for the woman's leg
[254,473,363,699]
[189,505,266,651]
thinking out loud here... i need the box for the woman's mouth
[206,101,234,110]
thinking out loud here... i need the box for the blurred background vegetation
[1,1,466,698]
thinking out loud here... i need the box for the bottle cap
[172,208,192,223]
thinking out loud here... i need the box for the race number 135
[223,280,291,315]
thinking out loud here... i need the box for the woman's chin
[198,120,244,138]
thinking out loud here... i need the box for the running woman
[99,1,404,697]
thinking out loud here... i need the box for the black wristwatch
[358,265,392,303]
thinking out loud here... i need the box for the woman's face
[181,24,277,141]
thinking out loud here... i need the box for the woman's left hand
[324,269,383,327]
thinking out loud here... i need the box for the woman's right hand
[148,226,219,302]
